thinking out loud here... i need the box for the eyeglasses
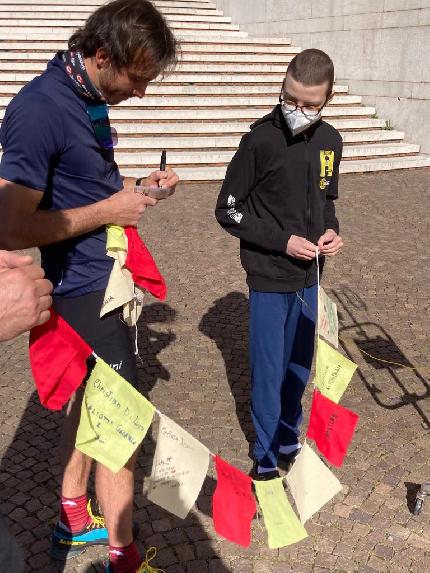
[86,103,118,149]
[279,94,327,118]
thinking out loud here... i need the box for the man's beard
[98,68,131,105]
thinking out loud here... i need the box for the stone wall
[216,0,430,154]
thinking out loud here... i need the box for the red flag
[306,389,359,467]
[29,310,93,410]
[212,456,256,547]
[124,227,167,301]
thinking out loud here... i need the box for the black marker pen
[160,149,167,171]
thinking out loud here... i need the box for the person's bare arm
[0,178,157,250]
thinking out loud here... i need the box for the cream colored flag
[100,258,135,318]
[146,414,210,519]
[318,287,339,348]
[122,286,145,327]
[285,442,343,524]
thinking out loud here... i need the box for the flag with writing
[212,456,256,547]
[315,338,358,403]
[306,390,359,467]
[147,414,210,519]
[75,358,155,472]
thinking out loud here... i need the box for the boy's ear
[326,91,335,104]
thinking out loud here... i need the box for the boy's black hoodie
[215,104,343,292]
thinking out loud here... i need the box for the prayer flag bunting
[318,287,339,348]
[253,478,308,548]
[306,390,359,467]
[285,442,343,523]
[147,414,210,519]
[29,310,92,410]
[124,227,167,301]
[315,338,358,404]
[212,456,256,547]
[75,358,155,472]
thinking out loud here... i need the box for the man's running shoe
[49,499,108,560]
[104,547,164,572]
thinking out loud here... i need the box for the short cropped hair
[287,49,334,94]
[68,0,178,76]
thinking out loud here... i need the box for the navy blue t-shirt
[0,54,123,296]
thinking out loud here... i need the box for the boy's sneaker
[49,499,108,560]
[250,461,280,481]
[278,446,301,473]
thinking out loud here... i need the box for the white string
[316,246,320,340]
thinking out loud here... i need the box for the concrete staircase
[0,0,429,181]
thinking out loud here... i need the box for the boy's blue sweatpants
[249,286,317,470]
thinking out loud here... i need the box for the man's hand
[287,235,317,260]
[0,250,33,269]
[318,229,343,257]
[145,167,179,190]
[103,189,158,227]
[0,251,53,341]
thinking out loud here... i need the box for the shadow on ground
[199,291,255,460]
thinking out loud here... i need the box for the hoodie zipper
[304,132,312,286]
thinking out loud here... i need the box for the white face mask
[281,104,322,136]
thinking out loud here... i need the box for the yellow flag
[106,224,126,252]
[75,358,155,473]
[253,478,308,549]
[315,338,358,403]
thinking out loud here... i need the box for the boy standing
[216,49,344,479]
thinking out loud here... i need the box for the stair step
[341,155,430,173]
[67,131,405,151]
[0,72,297,84]
[0,18,240,30]
[0,11,231,23]
[115,154,430,181]
[0,106,375,122]
[0,52,299,64]
[0,94,361,108]
[0,41,296,54]
[0,33,298,46]
[0,6,223,16]
[0,0,218,7]
[0,27,249,38]
[105,144,421,166]
[0,61,299,73]
[81,118,390,135]
[0,83,349,97]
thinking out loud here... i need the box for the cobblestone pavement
[1,169,430,573]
